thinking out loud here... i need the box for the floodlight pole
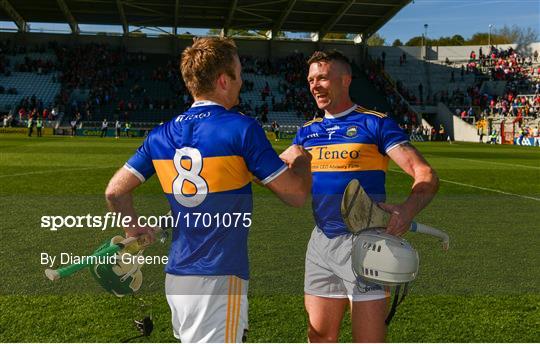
[116,0,128,36]
[488,24,493,47]
[423,23,428,60]
[173,0,180,36]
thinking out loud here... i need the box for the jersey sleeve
[242,121,287,185]
[124,136,156,182]
[377,117,409,155]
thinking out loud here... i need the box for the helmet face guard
[351,229,419,287]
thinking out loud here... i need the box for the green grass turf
[0,135,539,342]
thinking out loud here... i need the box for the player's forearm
[105,190,135,217]
[288,167,312,207]
[266,165,312,207]
[105,167,144,236]
[104,188,141,234]
[403,166,439,218]
[277,175,310,208]
[275,146,313,207]
[292,156,312,188]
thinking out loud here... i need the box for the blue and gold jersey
[125,101,287,279]
[294,105,408,238]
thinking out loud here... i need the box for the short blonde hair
[180,37,238,97]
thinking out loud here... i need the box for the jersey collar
[191,100,225,108]
[324,104,357,119]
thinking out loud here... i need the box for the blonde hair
[180,37,238,97]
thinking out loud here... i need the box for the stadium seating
[3,42,537,138]
[364,45,540,143]
[240,73,304,126]
[71,51,313,127]
[369,51,477,104]
[0,72,60,111]
[0,51,60,111]
[8,52,56,67]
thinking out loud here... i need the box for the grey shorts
[304,226,388,302]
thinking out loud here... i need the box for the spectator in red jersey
[29,108,37,120]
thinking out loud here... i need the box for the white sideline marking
[388,169,540,202]
[427,155,540,170]
[0,166,115,178]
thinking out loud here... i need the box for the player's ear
[216,73,228,91]
[342,73,352,87]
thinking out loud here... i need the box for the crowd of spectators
[53,43,129,121]
[444,82,540,123]
[15,56,56,74]
[376,45,540,126]
[238,54,321,122]
[443,47,540,121]
[14,95,58,123]
[365,58,419,133]
[45,43,190,124]
[466,46,539,81]
[5,39,539,133]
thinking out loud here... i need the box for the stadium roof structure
[1,0,411,40]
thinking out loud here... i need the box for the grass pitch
[0,135,538,342]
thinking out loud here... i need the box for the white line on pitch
[425,155,540,170]
[0,166,115,178]
[388,169,540,202]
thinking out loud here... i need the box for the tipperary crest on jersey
[346,126,358,138]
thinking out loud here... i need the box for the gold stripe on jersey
[355,106,386,118]
[303,117,324,127]
[308,143,389,172]
[152,156,251,194]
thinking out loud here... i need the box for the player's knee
[307,324,338,343]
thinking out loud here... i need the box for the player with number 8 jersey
[125,99,287,279]
[106,37,312,342]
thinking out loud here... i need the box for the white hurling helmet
[351,228,419,286]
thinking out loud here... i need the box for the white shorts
[165,274,248,343]
[304,226,389,302]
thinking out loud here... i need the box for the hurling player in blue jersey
[104,37,311,343]
[291,50,439,342]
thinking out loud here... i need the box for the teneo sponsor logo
[314,146,361,160]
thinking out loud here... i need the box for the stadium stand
[40,47,325,133]
[1,31,539,145]
[0,44,60,114]
[367,44,540,143]
[369,47,477,106]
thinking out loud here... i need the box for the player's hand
[378,203,415,236]
[279,145,312,169]
[125,225,157,248]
